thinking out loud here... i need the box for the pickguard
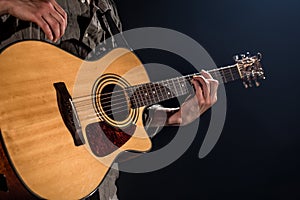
[86,122,136,157]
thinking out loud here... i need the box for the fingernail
[48,35,53,41]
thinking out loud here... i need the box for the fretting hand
[167,70,219,125]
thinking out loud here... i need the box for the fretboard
[127,64,240,108]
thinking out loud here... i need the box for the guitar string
[76,78,191,119]
[72,65,238,103]
[73,66,238,108]
[73,70,234,109]
[74,75,191,108]
[75,78,190,112]
[77,84,191,122]
[73,75,193,104]
[74,69,240,114]
[76,81,240,122]
[74,70,237,114]
[73,69,231,112]
[75,70,241,123]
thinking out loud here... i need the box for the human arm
[0,0,67,42]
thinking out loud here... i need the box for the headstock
[234,52,265,88]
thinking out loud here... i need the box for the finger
[193,76,210,100]
[209,79,219,104]
[34,16,54,41]
[52,1,67,35]
[201,70,219,103]
[209,79,219,94]
[201,70,213,79]
[42,14,60,42]
[191,79,205,107]
[42,1,67,42]
[52,0,67,20]
[49,10,66,39]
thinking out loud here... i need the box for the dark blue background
[115,0,300,199]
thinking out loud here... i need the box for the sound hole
[99,84,129,122]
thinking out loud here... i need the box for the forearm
[166,97,201,126]
[146,106,193,127]
[150,95,209,127]
[145,105,179,127]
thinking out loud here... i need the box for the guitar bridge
[54,82,85,146]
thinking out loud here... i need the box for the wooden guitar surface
[0,41,152,199]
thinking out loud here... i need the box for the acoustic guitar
[0,41,265,199]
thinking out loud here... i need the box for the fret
[137,85,145,106]
[158,83,164,102]
[225,67,234,82]
[167,79,174,98]
[152,83,160,103]
[178,78,184,95]
[147,83,153,104]
[155,81,163,101]
[180,77,188,94]
[133,86,139,108]
[130,86,137,108]
[170,79,177,98]
[180,78,186,95]
[166,81,174,98]
[220,69,227,83]
[177,77,182,95]
[222,68,228,82]
[233,65,241,80]
[144,83,150,105]
[228,68,234,81]
[167,81,173,99]
[177,77,184,95]
[149,83,155,105]
[207,64,240,84]
[129,87,138,108]
[171,78,179,97]
[161,80,168,101]
[233,69,239,80]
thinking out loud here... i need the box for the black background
[115,0,300,199]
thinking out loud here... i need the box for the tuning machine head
[234,52,265,88]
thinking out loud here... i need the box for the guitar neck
[127,64,240,109]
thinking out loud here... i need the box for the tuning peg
[255,81,260,87]
[248,81,253,87]
[233,55,239,61]
[257,52,262,61]
[243,81,249,88]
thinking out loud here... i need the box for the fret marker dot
[168,92,171,95]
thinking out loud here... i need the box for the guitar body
[0,41,152,199]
